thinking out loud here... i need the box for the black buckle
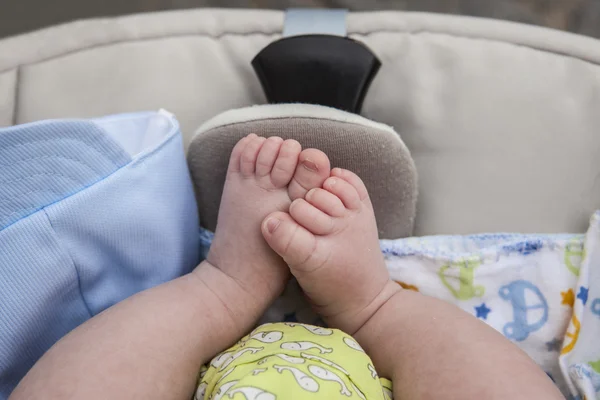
[252,34,381,114]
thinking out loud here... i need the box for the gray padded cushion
[188,104,418,239]
[0,9,598,235]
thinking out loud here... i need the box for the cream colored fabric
[0,70,16,125]
[0,9,599,235]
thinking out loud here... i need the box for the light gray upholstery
[189,104,418,239]
[0,9,598,235]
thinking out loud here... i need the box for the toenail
[289,199,300,212]
[327,178,337,187]
[302,159,318,172]
[306,188,317,200]
[265,217,281,233]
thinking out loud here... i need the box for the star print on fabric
[475,303,491,320]
[283,312,298,323]
[545,338,562,352]
[561,289,575,307]
[577,287,589,305]
[589,360,600,373]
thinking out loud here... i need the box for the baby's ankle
[352,283,405,353]
[205,247,289,308]
[329,279,402,336]
[190,261,272,338]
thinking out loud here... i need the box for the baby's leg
[262,168,563,400]
[357,289,564,399]
[11,135,331,400]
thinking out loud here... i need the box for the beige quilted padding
[0,9,598,235]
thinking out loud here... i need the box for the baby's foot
[202,134,330,313]
[261,168,397,334]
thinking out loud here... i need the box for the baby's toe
[262,211,317,267]
[289,198,335,235]
[255,136,284,178]
[240,135,266,177]
[331,168,369,201]
[227,135,253,174]
[305,188,346,218]
[270,139,302,188]
[288,149,331,200]
[323,176,362,210]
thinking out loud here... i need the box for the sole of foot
[262,167,395,333]
[203,134,331,311]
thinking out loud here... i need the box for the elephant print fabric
[195,323,392,400]
[198,211,600,399]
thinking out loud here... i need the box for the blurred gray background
[1,0,599,39]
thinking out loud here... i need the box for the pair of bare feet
[203,134,397,334]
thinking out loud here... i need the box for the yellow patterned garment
[194,323,393,400]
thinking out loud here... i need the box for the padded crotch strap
[187,103,418,239]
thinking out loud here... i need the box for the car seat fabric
[0,111,200,397]
[0,9,599,236]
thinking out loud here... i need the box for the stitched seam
[195,114,413,160]
[0,128,179,234]
[2,28,600,75]
[0,172,82,186]
[0,154,104,174]
[0,137,126,160]
[129,121,179,165]
[0,161,126,233]
[351,29,600,65]
[382,236,580,262]
[0,31,280,74]
[195,116,398,138]
[11,66,19,124]
[42,208,94,318]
